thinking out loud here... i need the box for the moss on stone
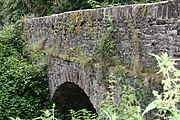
[86,10,95,28]
[63,13,67,20]
[77,11,84,25]
[52,16,56,23]
[74,26,82,35]
[143,5,148,16]
[35,38,47,51]
[135,11,141,17]
[59,14,63,21]
[70,12,78,25]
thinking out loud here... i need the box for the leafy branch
[142,53,180,120]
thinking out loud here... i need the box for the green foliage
[96,30,116,60]
[96,13,117,60]
[0,24,52,119]
[69,109,97,120]
[88,0,164,8]
[0,0,52,24]
[0,0,90,24]
[32,104,58,120]
[98,84,143,120]
[10,104,59,120]
[49,0,91,14]
[0,0,165,25]
[142,53,180,119]
[88,0,102,8]
[10,105,97,120]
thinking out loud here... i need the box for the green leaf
[142,98,162,116]
[170,113,180,120]
[174,70,180,77]
[9,117,21,120]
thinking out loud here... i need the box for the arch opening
[52,82,97,118]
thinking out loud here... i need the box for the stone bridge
[23,0,180,115]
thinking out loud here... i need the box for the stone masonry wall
[23,0,180,112]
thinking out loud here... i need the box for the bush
[49,0,91,14]
[0,24,52,119]
[88,0,165,8]
[0,0,51,24]
[143,53,180,119]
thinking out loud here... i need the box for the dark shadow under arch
[52,82,96,117]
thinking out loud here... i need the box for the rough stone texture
[23,0,180,113]
[47,58,103,110]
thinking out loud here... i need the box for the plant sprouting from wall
[95,13,119,83]
[96,30,116,60]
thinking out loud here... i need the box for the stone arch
[48,59,105,112]
[52,82,97,116]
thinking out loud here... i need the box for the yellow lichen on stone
[59,14,63,21]
[58,14,68,30]
[77,11,85,26]
[143,5,148,16]
[86,10,95,28]
[63,13,67,20]
[135,11,141,17]
[34,38,47,52]
[70,12,78,25]
[60,12,77,35]
[95,22,102,29]
[74,26,82,35]
[57,10,94,35]
[67,24,75,32]
[57,22,62,30]
[52,16,56,22]
[69,56,80,62]
[64,11,84,35]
